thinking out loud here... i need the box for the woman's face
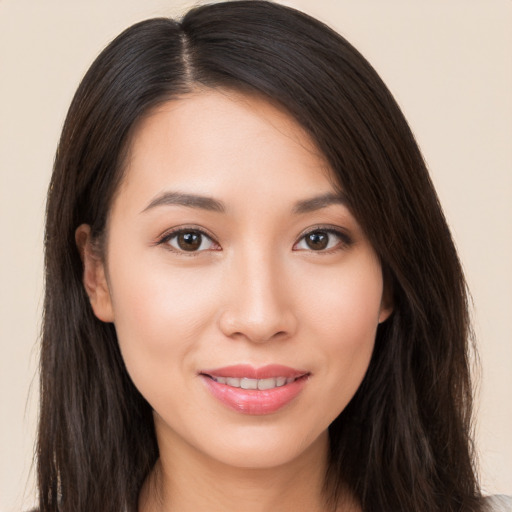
[81,90,391,470]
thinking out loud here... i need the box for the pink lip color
[202,364,307,380]
[200,365,309,415]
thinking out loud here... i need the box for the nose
[217,248,298,343]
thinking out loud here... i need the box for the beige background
[0,1,510,510]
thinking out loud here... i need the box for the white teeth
[257,378,276,390]
[210,375,298,389]
[240,378,258,390]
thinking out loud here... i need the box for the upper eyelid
[296,225,352,242]
[294,226,352,250]
[156,227,220,256]
[158,225,217,243]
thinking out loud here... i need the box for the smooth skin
[76,89,392,512]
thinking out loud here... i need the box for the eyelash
[157,226,220,256]
[156,225,353,256]
[294,226,353,253]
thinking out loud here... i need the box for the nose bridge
[218,242,296,342]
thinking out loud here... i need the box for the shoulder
[484,495,512,512]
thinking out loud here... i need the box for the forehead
[116,89,339,214]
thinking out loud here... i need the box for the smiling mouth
[202,375,302,390]
[200,369,309,414]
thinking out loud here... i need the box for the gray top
[485,495,512,512]
[27,495,512,511]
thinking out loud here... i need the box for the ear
[75,224,114,323]
[378,295,393,324]
[378,270,394,324]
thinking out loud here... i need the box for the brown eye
[165,230,216,252]
[294,228,351,252]
[305,231,329,250]
[177,232,202,251]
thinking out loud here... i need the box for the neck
[139,424,356,512]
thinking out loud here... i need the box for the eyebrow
[292,192,347,214]
[142,191,225,213]
[141,190,347,215]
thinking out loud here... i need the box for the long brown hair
[38,1,482,511]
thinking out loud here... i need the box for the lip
[200,364,309,415]
[201,364,308,380]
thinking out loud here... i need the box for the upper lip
[200,364,309,380]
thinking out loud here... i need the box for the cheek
[296,258,383,408]
[106,253,219,393]
[299,256,384,342]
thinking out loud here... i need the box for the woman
[37,1,508,511]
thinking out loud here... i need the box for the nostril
[216,299,298,343]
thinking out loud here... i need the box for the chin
[196,423,328,470]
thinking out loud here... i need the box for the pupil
[178,232,201,251]
[307,232,328,250]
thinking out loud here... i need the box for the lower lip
[202,375,308,415]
